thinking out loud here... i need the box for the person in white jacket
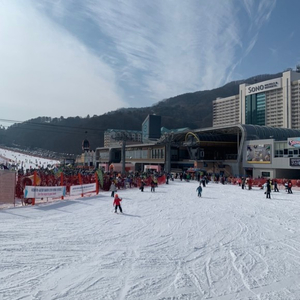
[109,181,117,197]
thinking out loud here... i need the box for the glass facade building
[245,93,266,125]
[213,70,300,129]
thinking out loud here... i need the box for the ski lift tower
[112,131,135,174]
[183,132,201,162]
[156,132,179,173]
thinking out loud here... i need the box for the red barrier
[15,171,167,200]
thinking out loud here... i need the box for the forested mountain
[0,72,281,155]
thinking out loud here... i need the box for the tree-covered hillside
[0,73,281,155]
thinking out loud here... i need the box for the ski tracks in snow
[2,182,300,299]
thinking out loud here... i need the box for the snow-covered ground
[1,179,300,299]
[0,147,60,170]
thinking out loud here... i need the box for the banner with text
[24,186,66,198]
[70,183,96,196]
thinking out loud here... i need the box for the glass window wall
[245,93,266,125]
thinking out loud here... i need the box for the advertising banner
[24,186,66,198]
[290,158,300,167]
[247,144,271,163]
[288,137,300,148]
[70,183,96,196]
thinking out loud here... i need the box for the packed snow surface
[0,147,59,169]
[1,179,300,299]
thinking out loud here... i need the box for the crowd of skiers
[105,171,300,214]
[262,178,293,198]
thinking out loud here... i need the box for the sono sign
[245,78,282,95]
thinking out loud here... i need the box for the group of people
[285,180,293,194]
[239,177,253,190]
[263,179,292,198]
[111,176,159,213]
[112,172,297,213]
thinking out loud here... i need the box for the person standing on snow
[150,179,156,192]
[140,179,146,192]
[113,194,123,213]
[196,184,202,197]
[287,180,293,194]
[266,180,271,199]
[241,177,245,189]
[273,179,279,192]
[110,181,117,197]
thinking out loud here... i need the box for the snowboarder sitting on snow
[113,194,123,213]
[196,184,202,197]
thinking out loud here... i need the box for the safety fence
[224,177,300,188]
[14,171,167,205]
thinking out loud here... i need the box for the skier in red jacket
[113,194,123,213]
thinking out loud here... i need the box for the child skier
[113,194,123,213]
[196,184,202,197]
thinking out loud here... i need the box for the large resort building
[79,68,300,179]
[213,69,300,128]
[212,95,240,127]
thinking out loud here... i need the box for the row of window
[123,148,165,160]
[274,142,300,157]
[275,149,300,158]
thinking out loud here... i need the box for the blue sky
[0,0,299,123]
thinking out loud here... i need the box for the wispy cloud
[228,0,276,77]
[82,0,276,99]
[82,1,241,98]
[0,0,277,121]
[0,1,127,121]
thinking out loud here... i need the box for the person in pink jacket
[113,194,123,213]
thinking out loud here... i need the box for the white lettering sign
[245,78,282,95]
[24,186,66,198]
[70,183,96,196]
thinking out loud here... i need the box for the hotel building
[213,69,300,129]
